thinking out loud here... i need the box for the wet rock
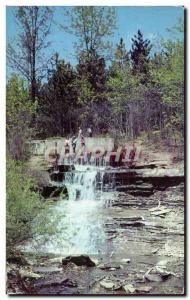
[123,283,135,293]
[108,234,117,240]
[92,258,99,265]
[19,268,44,279]
[44,257,63,265]
[100,280,115,290]
[98,263,121,270]
[62,255,96,267]
[144,264,173,283]
[33,266,62,274]
[120,221,146,228]
[7,263,18,272]
[136,286,152,293]
[156,260,168,267]
[155,266,173,279]
[135,274,144,282]
[7,249,29,266]
[145,273,162,282]
[34,277,77,288]
[149,206,163,212]
[99,277,121,290]
[152,248,159,254]
[115,216,144,222]
[121,258,131,264]
[150,208,171,216]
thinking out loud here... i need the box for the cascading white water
[64,166,97,202]
[18,165,109,256]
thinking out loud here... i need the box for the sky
[6,6,184,68]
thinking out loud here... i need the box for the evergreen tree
[130,30,152,81]
[77,50,107,93]
[114,38,129,69]
[37,57,78,137]
[76,50,111,132]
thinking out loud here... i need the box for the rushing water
[19,165,112,256]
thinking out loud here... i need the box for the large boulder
[62,255,96,267]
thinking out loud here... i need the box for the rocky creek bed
[7,183,184,295]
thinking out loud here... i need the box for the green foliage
[63,6,116,57]
[7,11,184,144]
[106,19,184,142]
[130,30,152,80]
[6,74,37,160]
[77,51,107,94]
[75,76,94,104]
[150,19,184,137]
[107,55,140,136]
[64,50,111,132]
[37,58,78,137]
[114,38,129,69]
[6,159,44,246]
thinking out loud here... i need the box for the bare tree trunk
[31,48,36,101]
[125,110,128,136]
[128,103,134,140]
[7,7,53,101]
[159,102,163,138]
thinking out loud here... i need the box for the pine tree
[37,57,78,137]
[77,50,107,93]
[76,50,111,132]
[114,38,129,69]
[130,30,152,80]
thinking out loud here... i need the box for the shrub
[6,159,44,248]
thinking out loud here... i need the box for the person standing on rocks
[87,126,92,137]
[71,135,77,154]
[78,127,82,139]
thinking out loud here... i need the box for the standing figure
[64,138,70,155]
[81,135,85,147]
[87,126,92,137]
[71,135,77,154]
[78,127,82,139]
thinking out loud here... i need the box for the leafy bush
[6,159,44,248]
[6,74,37,160]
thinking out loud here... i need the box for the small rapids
[65,166,97,201]
[18,165,113,256]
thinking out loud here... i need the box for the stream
[14,164,184,295]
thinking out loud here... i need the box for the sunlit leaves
[6,74,37,159]
[61,6,116,58]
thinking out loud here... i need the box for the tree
[150,19,184,143]
[37,57,78,137]
[6,74,37,160]
[130,30,152,82]
[76,51,110,132]
[61,6,116,59]
[59,6,116,133]
[7,6,53,101]
[36,51,110,137]
[114,38,129,69]
[77,50,107,93]
[107,59,138,138]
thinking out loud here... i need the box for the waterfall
[64,166,98,202]
[18,165,111,256]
